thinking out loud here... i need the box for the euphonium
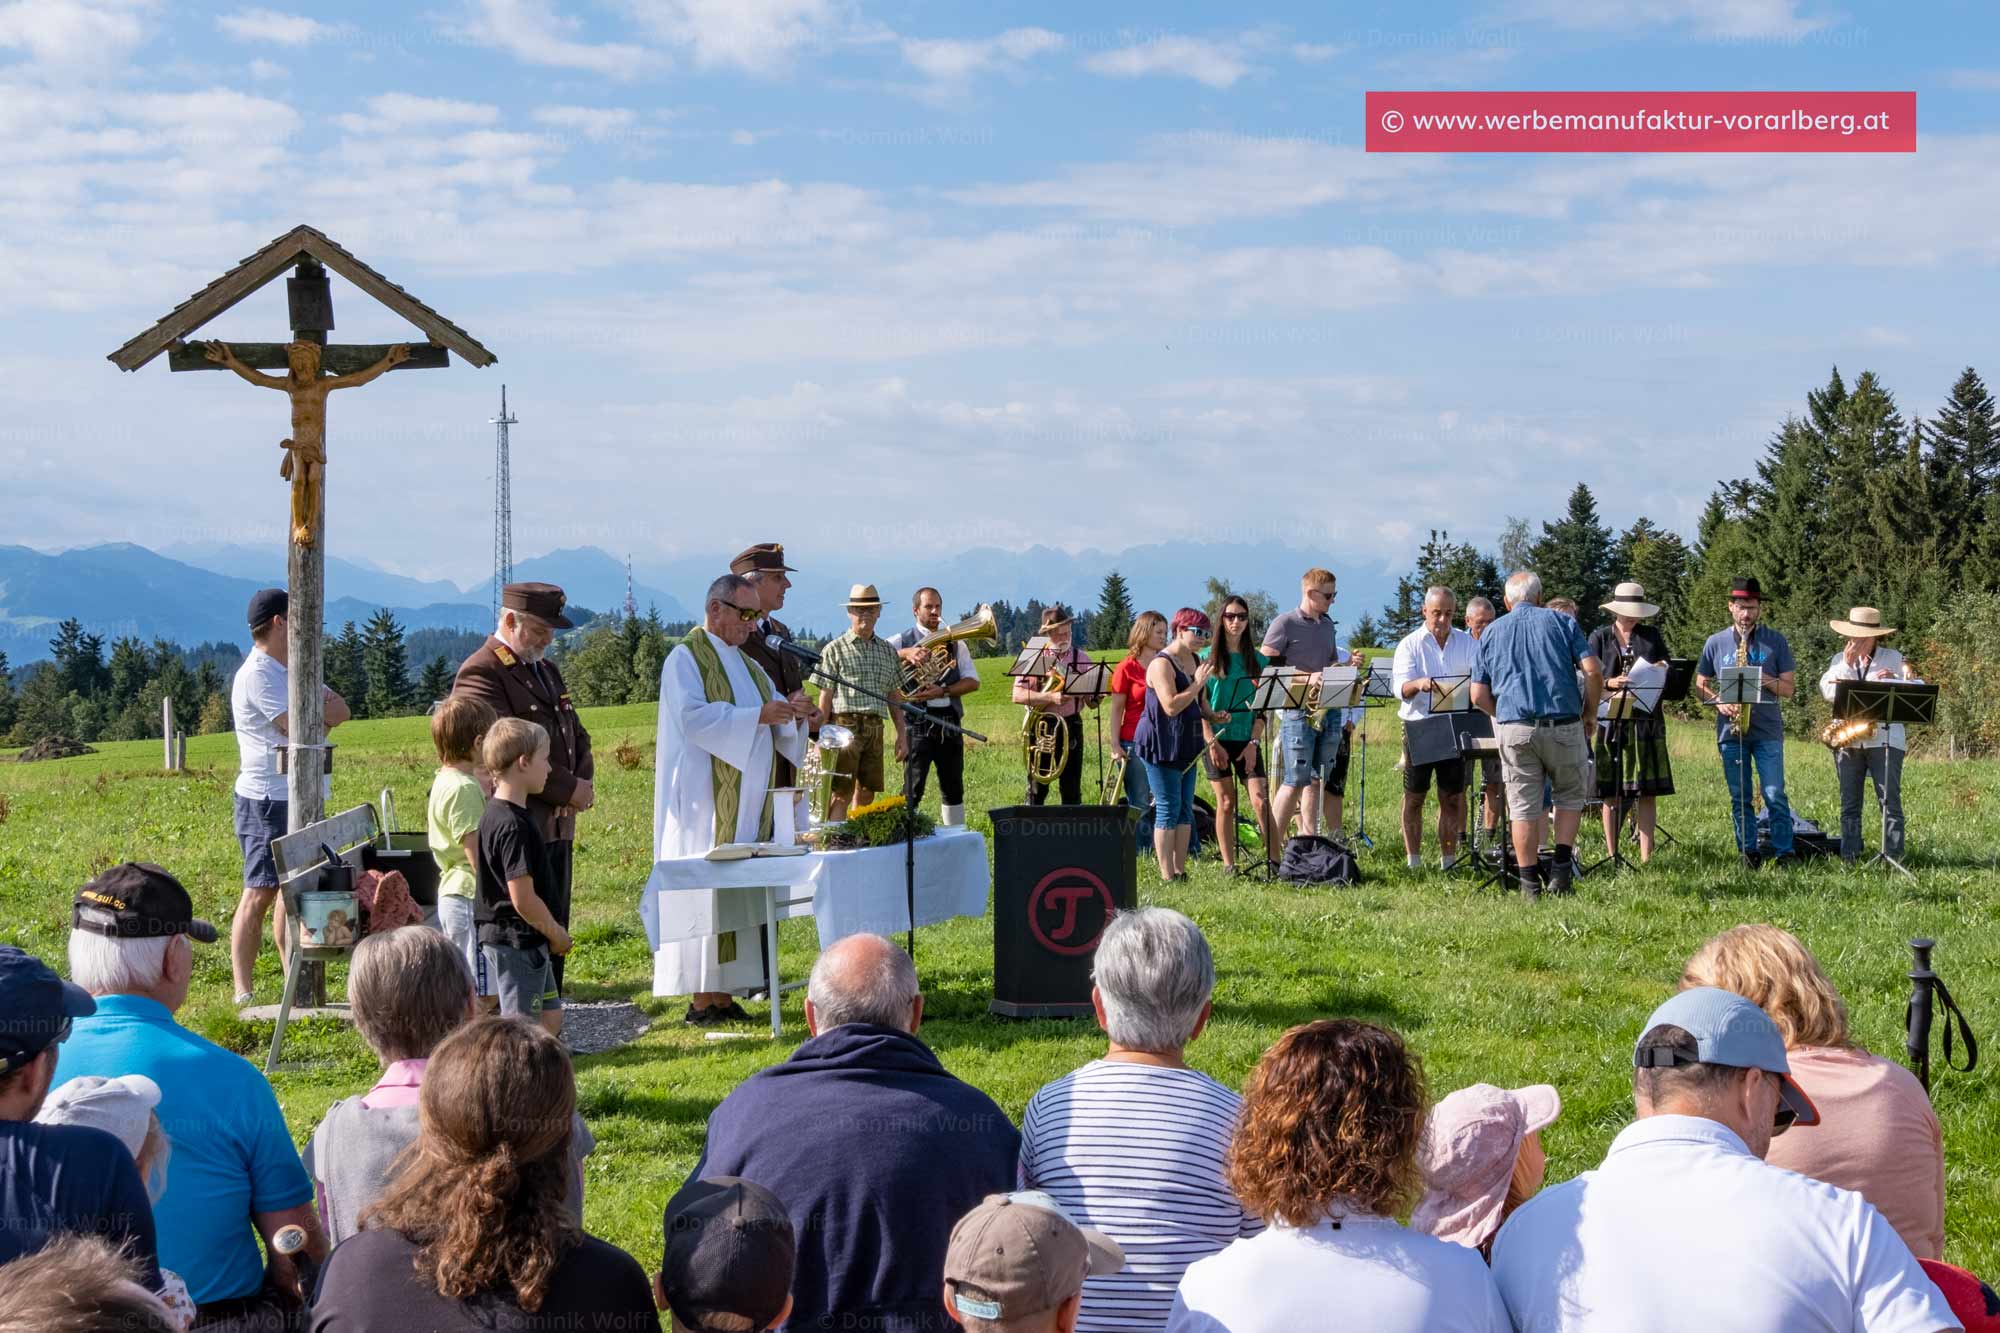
[903,603,998,691]
[1022,660,1070,784]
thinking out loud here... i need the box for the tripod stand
[1832,678,1938,880]
[1579,688,1639,878]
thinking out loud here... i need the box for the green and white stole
[683,626,776,848]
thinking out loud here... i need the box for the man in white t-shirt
[229,589,350,1006]
[1491,986,1960,1333]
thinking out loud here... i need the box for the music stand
[1640,659,1697,851]
[1580,682,1640,878]
[1444,710,1497,879]
[1237,669,1309,874]
[1355,661,1398,850]
[1710,664,1766,860]
[1211,669,1271,870]
[1064,661,1116,802]
[1833,679,1938,879]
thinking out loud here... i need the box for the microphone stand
[773,637,987,966]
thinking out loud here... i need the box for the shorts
[1321,726,1354,797]
[484,940,561,1016]
[1402,734,1467,797]
[1202,736,1266,783]
[1277,714,1344,788]
[1465,752,1502,793]
[437,894,489,997]
[830,712,887,792]
[233,794,288,889]
[1496,719,1590,821]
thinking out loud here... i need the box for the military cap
[501,582,574,629]
[730,543,797,576]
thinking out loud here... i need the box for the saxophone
[1730,628,1750,736]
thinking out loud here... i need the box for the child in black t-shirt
[476,718,572,1035]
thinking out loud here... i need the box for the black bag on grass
[1278,835,1361,885]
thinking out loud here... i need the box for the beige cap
[943,1192,1123,1322]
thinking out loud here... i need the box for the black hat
[0,946,95,1073]
[660,1177,796,1333]
[72,863,218,944]
[729,543,797,576]
[501,582,574,629]
[1729,576,1765,602]
[247,588,288,629]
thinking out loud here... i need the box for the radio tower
[490,386,517,617]
[624,554,638,621]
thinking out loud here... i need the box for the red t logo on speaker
[1027,867,1116,956]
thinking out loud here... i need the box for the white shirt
[885,626,981,710]
[1020,1061,1260,1333]
[1491,1115,1957,1333]
[231,647,328,802]
[1819,646,1910,751]
[1391,626,1481,724]
[1167,1211,1507,1333]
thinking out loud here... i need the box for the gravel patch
[562,1000,652,1055]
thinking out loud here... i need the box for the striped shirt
[1020,1060,1260,1333]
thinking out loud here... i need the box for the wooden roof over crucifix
[106,224,497,372]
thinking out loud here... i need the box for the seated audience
[1412,1082,1561,1262]
[1166,1019,1507,1332]
[656,1176,797,1333]
[1019,908,1257,1331]
[1491,987,1957,1332]
[682,934,1019,1332]
[57,864,323,1321]
[1682,923,1944,1259]
[309,1017,659,1332]
[943,1192,1125,1333]
[0,1233,174,1333]
[304,927,593,1244]
[0,946,161,1290]
[35,1074,194,1328]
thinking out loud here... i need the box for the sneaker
[718,1000,754,1023]
[233,991,253,1007]
[1740,851,1763,871]
[1546,854,1575,898]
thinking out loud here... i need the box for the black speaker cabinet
[989,805,1138,1018]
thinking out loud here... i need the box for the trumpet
[902,604,997,692]
[1022,661,1070,784]
[1100,748,1128,805]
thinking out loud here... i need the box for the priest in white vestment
[650,573,809,1022]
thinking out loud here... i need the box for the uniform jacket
[741,614,808,697]
[453,636,594,840]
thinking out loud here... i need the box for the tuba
[902,604,997,692]
[1022,658,1070,784]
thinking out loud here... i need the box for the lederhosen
[896,625,967,810]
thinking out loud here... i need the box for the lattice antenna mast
[624,554,638,621]
[490,385,517,616]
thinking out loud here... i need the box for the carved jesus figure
[203,339,411,546]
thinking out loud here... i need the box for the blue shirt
[1472,605,1597,723]
[1697,625,1795,743]
[56,995,313,1304]
[0,1119,162,1290]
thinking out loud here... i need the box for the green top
[1202,645,1267,743]
[428,766,486,899]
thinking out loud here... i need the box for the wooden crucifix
[109,227,495,845]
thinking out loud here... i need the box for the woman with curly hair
[1166,1019,1507,1332]
[308,1017,659,1332]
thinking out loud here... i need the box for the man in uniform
[453,582,594,992]
[732,543,809,786]
[887,587,981,826]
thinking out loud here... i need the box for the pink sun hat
[1411,1082,1561,1249]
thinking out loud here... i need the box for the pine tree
[1202,577,1277,639]
[106,637,151,715]
[1347,613,1384,649]
[1090,573,1135,651]
[326,621,369,715]
[362,609,411,717]
[1617,520,1692,632]
[1926,367,1995,575]
[415,655,454,709]
[1748,417,1830,611]
[1528,486,1614,628]
[1805,365,1847,441]
[0,650,14,736]
[1823,371,1904,591]
[1384,531,1499,637]
[8,662,69,744]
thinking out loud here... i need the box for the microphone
[766,634,822,663]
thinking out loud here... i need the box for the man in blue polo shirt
[0,946,161,1289]
[56,862,325,1323]
[1694,576,1799,869]
[1471,571,1602,900]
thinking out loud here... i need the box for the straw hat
[1830,606,1896,638]
[845,583,883,609]
[1600,582,1660,619]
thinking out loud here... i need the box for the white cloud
[622,0,845,74]
[335,92,499,135]
[247,57,285,79]
[900,26,1062,83]
[1509,0,1832,40]
[1946,69,2000,91]
[454,0,651,79]
[1291,42,1340,62]
[1083,35,1253,89]
[0,0,151,69]
[532,105,639,142]
[216,8,336,46]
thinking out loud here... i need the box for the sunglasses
[1186,627,1211,638]
[1222,611,1248,621]
[719,601,761,622]
[1769,1073,1798,1137]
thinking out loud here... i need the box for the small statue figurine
[203,339,412,546]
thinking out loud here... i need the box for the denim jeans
[1719,734,1793,854]
[1120,740,1154,850]
[1138,757,1198,831]
[1836,746,1905,860]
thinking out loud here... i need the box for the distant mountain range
[0,540,1395,664]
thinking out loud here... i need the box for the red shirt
[1113,656,1150,742]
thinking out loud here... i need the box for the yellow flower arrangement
[846,794,906,819]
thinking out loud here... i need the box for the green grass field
[3,657,1996,1276]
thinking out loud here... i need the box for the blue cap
[1636,987,1820,1127]
[0,946,95,1073]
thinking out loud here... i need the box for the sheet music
[1320,664,1361,708]
[1716,665,1762,706]
[1365,662,1398,699]
[1431,674,1472,713]
[1599,655,1669,718]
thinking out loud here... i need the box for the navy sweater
[683,1024,1019,1333]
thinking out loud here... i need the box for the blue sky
[4,0,1998,591]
